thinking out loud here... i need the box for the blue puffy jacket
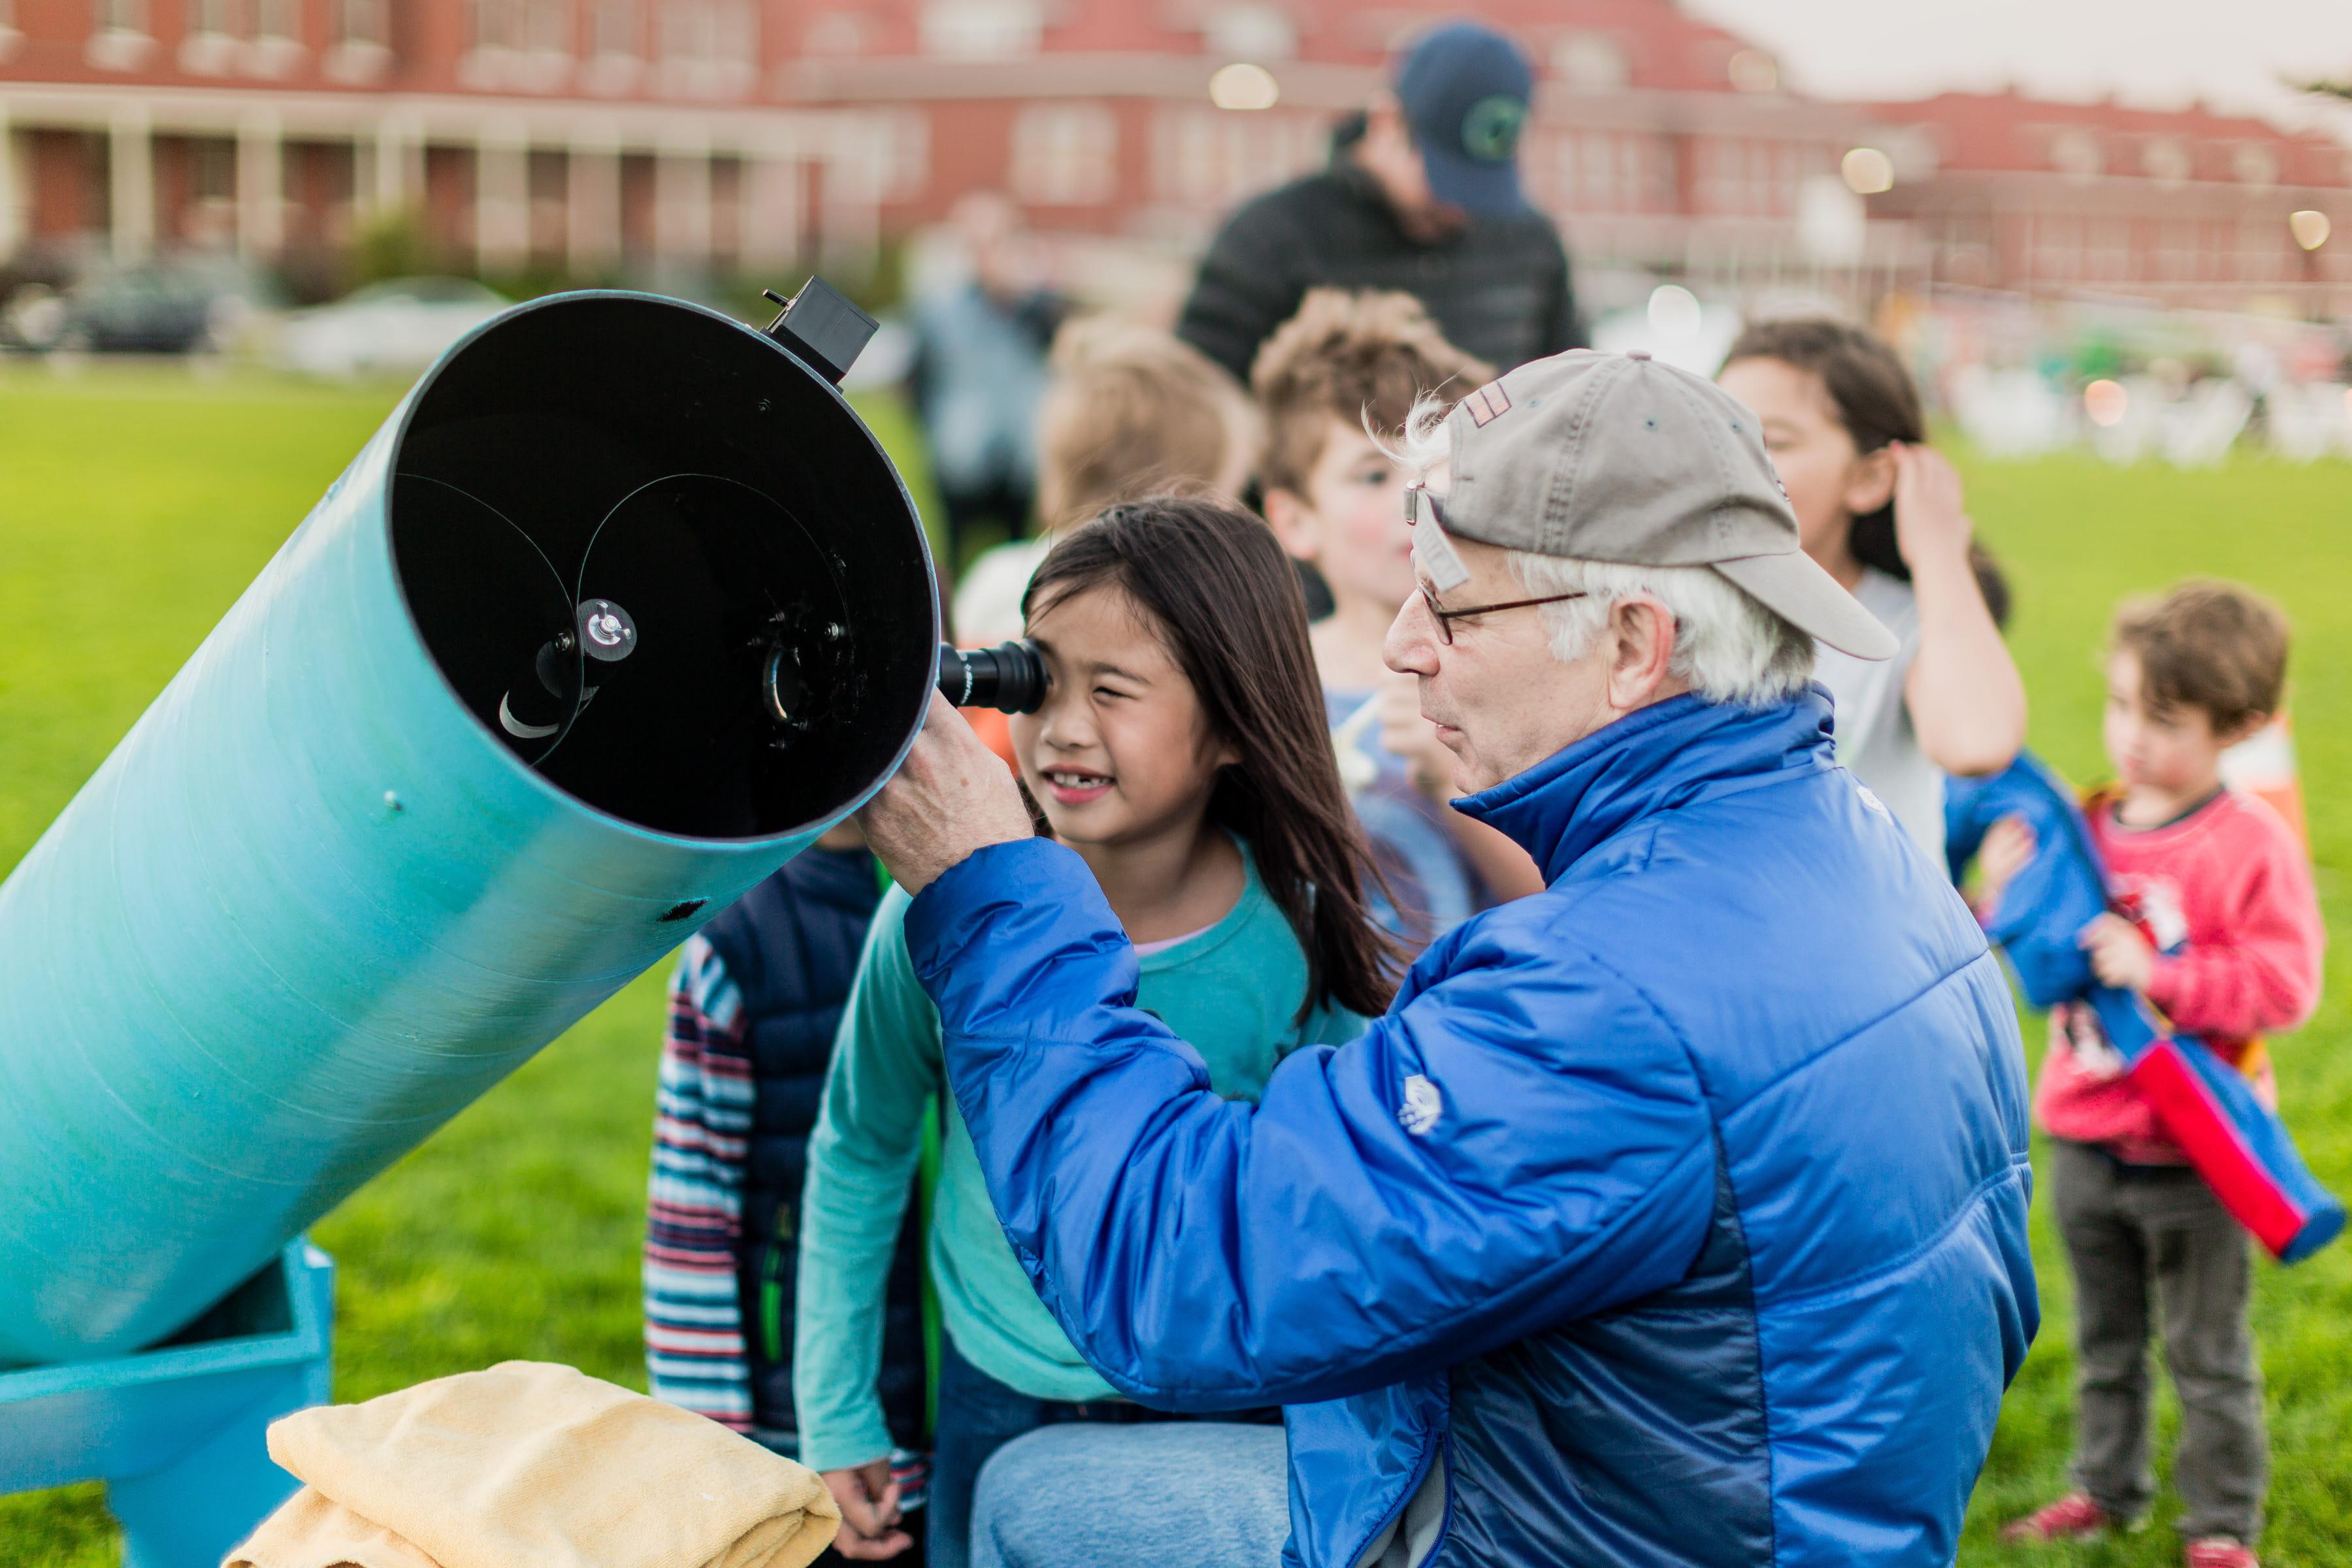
[903,691,2038,1567]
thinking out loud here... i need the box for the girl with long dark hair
[794,497,1392,1568]
[1719,318,2025,864]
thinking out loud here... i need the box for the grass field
[1,359,2347,1565]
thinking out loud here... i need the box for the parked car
[9,257,278,354]
[274,276,510,378]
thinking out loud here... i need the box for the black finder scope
[937,640,1047,714]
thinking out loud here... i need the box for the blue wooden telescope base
[0,1241,332,1567]
[0,284,934,1554]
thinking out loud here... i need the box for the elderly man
[858,350,2038,1567]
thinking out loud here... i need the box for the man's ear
[1843,446,1897,517]
[1605,596,1679,711]
[1262,487,1322,563]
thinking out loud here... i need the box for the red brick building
[0,0,919,276]
[1,0,2347,316]
[1868,90,2352,310]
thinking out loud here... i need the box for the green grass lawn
[1,360,2347,1565]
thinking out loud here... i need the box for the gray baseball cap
[1425,348,1899,661]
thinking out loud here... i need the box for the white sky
[1680,0,2352,132]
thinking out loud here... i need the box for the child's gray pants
[2053,1137,2266,1543]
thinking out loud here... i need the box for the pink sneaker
[2184,1539,2259,1568]
[2002,1492,2117,1541]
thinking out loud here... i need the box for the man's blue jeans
[970,1421,1292,1568]
[929,1333,1277,1568]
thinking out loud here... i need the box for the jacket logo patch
[1463,382,1513,427]
[1398,1074,1443,1137]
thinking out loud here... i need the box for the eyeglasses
[1415,581,1590,644]
[1402,489,1588,643]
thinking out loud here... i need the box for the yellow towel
[224,1361,840,1568]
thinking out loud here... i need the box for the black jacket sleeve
[1546,227,1588,354]
[1176,197,1306,385]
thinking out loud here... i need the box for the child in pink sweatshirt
[1991,581,2322,1568]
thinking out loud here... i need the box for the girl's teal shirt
[793,843,1364,1473]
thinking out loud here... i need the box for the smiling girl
[794,497,1392,1568]
[1718,319,2025,863]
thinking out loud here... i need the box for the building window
[2087,218,2131,280]
[2234,144,2279,186]
[335,0,387,44]
[2159,220,2200,280]
[653,0,756,97]
[1582,133,1617,210]
[590,0,636,56]
[2143,137,2191,184]
[804,11,868,54]
[2050,129,2102,180]
[875,110,930,202]
[97,0,147,32]
[325,0,391,79]
[472,0,569,53]
[1011,104,1117,205]
[256,0,296,39]
[2033,216,2083,280]
[179,0,241,71]
[472,0,523,51]
[1202,4,1293,61]
[2239,221,2284,281]
[1154,106,1315,210]
[1554,33,1628,92]
[921,0,1041,61]
[526,0,571,53]
[464,0,574,90]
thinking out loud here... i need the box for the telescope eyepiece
[938,640,1047,715]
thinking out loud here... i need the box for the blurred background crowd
[11,0,2352,465]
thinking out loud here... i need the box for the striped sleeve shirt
[644,935,758,1431]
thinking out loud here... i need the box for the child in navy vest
[644,823,929,1504]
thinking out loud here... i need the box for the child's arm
[2144,824,2325,1040]
[794,893,945,1481]
[644,939,755,1431]
[1891,444,2027,779]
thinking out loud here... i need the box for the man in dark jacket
[1177,22,1582,386]
[857,350,2038,1567]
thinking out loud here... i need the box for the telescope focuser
[937,640,1047,714]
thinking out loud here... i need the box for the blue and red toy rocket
[1948,755,2342,1264]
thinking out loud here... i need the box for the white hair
[1392,395,1815,706]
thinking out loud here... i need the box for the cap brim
[1418,142,1528,218]
[1713,550,1900,661]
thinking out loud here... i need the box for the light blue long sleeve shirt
[793,845,1364,1473]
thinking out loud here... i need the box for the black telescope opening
[387,293,939,840]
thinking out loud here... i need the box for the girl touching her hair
[796,497,1392,1568]
[1718,318,2026,864]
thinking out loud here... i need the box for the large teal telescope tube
[0,290,940,1364]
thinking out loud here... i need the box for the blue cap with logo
[1394,20,1534,218]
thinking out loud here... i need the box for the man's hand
[1974,816,2036,913]
[2079,913,2158,994]
[857,691,1036,895]
[1888,442,1974,570]
[821,1460,913,1560]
